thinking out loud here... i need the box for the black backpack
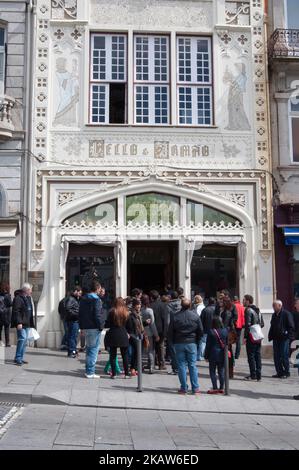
[58,297,67,320]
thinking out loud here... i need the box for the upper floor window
[177,36,213,126]
[286,0,299,29]
[0,26,6,95]
[134,35,170,125]
[90,34,127,124]
[290,98,299,163]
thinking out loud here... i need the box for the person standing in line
[205,316,228,394]
[126,298,144,376]
[11,283,35,366]
[243,295,264,381]
[201,298,217,335]
[150,290,169,371]
[193,295,206,361]
[58,293,69,351]
[105,297,130,379]
[131,288,143,301]
[168,298,203,395]
[177,287,185,300]
[220,295,238,379]
[292,299,299,341]
[141,294,159,374]
[79,281,105,379]
[167,291,181,375]
[233,296,245,359]
[0,282,13,347]
[64,286,82,358]
[268,300,295,379]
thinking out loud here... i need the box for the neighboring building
[268,0,299,309]
[29,0,274,348]
[0,1,34,300]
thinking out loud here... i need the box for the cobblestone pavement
[0,404,12,422]
[0,347,298,449]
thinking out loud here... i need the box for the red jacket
[234,301,245,329]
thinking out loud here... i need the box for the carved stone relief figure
[224,63,251,131]
[53,56,79,127]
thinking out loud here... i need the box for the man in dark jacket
[166,291,181,375]
[243,295,264,381]
[64,286,82,358]
[79,281,105,378]
[0,282,13,347]
[268,300,295,379]
[11,283,35,366]
[168,298,203,394]
[150,290,169,370]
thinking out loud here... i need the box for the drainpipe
[21,0,35,284]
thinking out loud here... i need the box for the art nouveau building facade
[29,0,274,348]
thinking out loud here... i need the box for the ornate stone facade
[29,0,274,348]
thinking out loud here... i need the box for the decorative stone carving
[259,250,272,263]
[224,64,251,131]
[225,1,250,26]
[154,142,169,159]
[51,0,77,20]
[58,192,75,206]
[89,140,105,158]
[90,0,212,29]
[53,56,79,127]
[221,193,246,208]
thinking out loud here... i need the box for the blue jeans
[84,329,101,375]
[67,321,79,355]
[209,360,225,390]
[169,342,178,372]
[197,334,207,361]
[61,320,68,349]
[174,343,199,392]
[15,328,30,364]
[273,339,290,377]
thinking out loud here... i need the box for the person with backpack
[64,286,82,358]
[0,282,13,347]
[243,295,264,381]
[205,316,228,394]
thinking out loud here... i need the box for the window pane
[187,201,239,225]
[197,39,210,83]
[287,0,299,29]
[292,118,299,162]
[155,86,169,124]
[178,87,192,124]
[109,83,126,123]
[93,36,106,80]
[178,38,191,82]
[0,246,10,284]
[0,51,5,85]
[0,28,4,46]
[64,200,117,225]
[91,85,107,123]
[111,36,126,80]
[135,85,149,123]
[154,37,168,82]
[135,37,149,81]
[197,87,212,125]
[126,193,180,225]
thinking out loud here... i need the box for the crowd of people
[1,280,299,399]
[55,281,299,398]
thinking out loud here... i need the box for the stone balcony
[0,95,15,141]
[269,29,299,61]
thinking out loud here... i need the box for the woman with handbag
[126,298,144,376]
[221,296,238,378]
[104,297,130,379]
[205,316,228,394]
[141,294,159,374]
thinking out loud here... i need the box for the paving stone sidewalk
[1,347,299,416]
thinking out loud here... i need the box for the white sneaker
[92,374,100,378]
[85,373,100,379]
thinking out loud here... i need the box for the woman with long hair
[0,282,12,347]
[126,298,144,376]
[221,295,238,378]
[105,297,130,379]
